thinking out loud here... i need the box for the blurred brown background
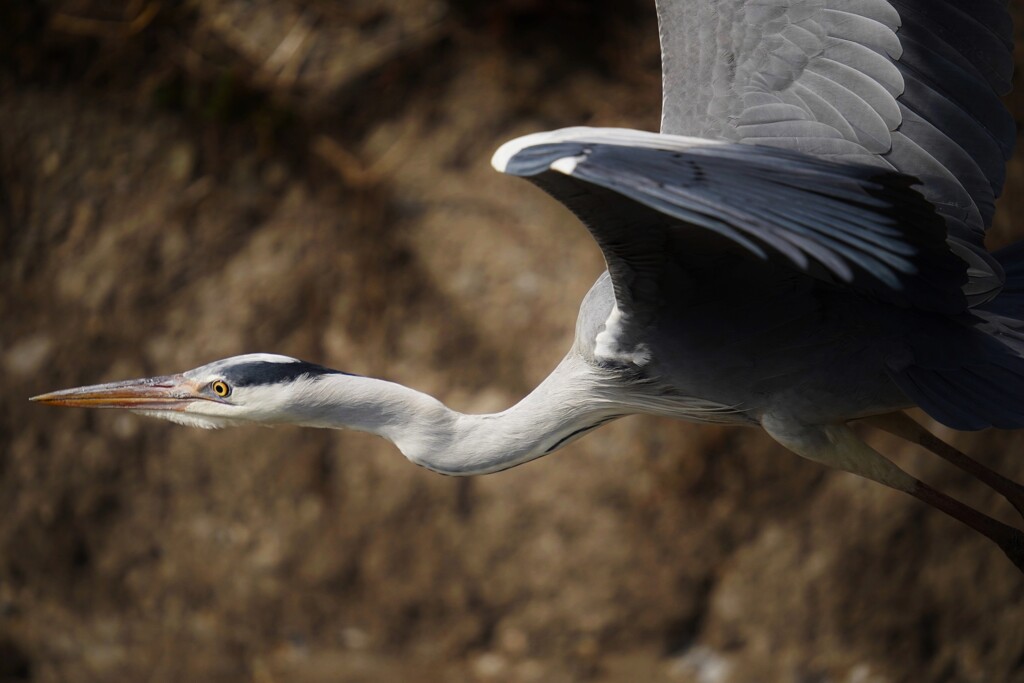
[2,2,1024,682]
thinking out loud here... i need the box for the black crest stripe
[222,361,355,387]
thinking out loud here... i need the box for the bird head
[30,353,350,429]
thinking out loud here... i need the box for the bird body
[32,0,1024,569]
[576,268,907,428]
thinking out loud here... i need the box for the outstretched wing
[656,0,1015,254]
[493,128,969,360]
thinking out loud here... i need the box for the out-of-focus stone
[4,334,54,378]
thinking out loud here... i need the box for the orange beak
[30,375,200,411]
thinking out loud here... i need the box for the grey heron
[32,0,1024,571]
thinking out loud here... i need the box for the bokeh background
[3,2,1024,682]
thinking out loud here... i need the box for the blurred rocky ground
[2,2,1024,682]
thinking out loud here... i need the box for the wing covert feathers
[656,0,1015,240]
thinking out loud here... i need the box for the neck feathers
[308,354,745,475]
[310,354,624,475]
[425,355,627,474]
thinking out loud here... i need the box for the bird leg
[861,412,1024,519]
[910,481,1024,572]
[762,417,1024,573]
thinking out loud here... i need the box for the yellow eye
[211,381,231,397]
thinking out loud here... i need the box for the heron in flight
[34,1,1024,570]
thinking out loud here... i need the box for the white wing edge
[490,126,725,173]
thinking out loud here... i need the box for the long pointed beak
[30,375,200,411]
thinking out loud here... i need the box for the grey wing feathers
[656,0,1016,245]
[891,1,1014,231]
[494,129,968,314]
[658,1,904,151]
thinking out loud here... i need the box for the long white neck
[296,353,625,475]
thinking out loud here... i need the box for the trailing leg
[862,412,1024,519]
[762,415,1024,573]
